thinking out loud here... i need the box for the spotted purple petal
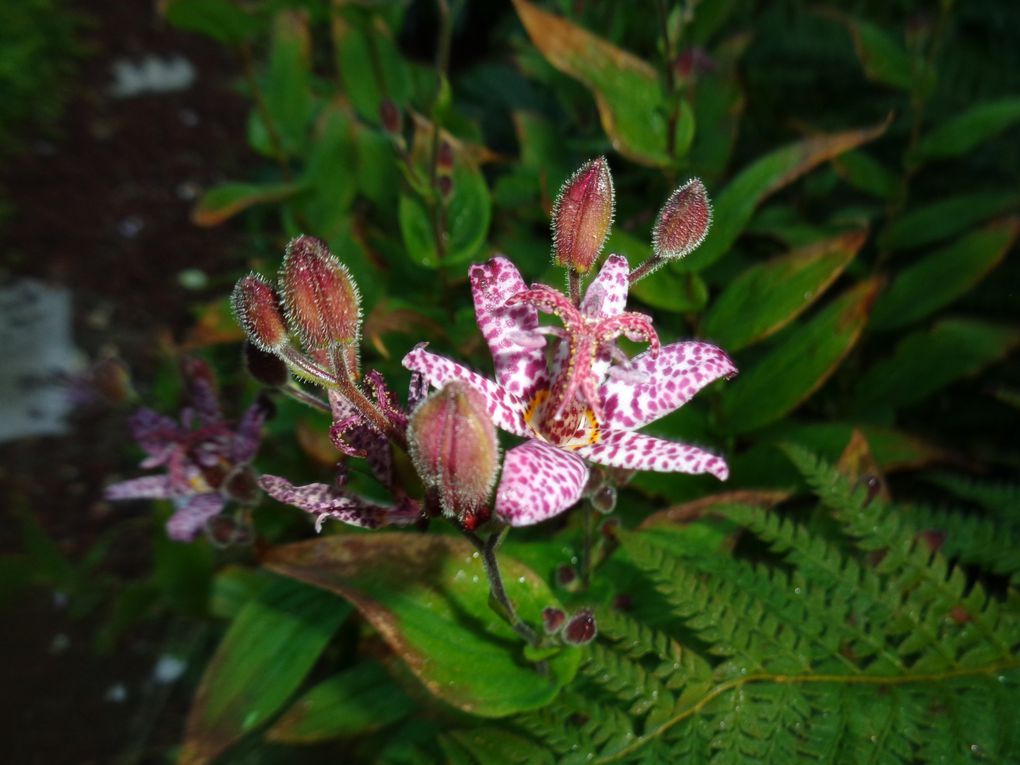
[469,256,549,400]
[105,475,174,501]
[129,408,182,464]
[230,401,268,464]
[581,254,630,320]
[402,346,529,438]
[600,341,736,431]
[576,430,728,480]
[259,475,416,530]
[494,440,589,526]
[166,492,226,542]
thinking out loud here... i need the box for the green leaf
[719,278,882,434]
[831,150,899,201]
[297,106,357,239]
[445,158,492,265]
[334,15,412,123]
[178,577,351,765]
[191,182,301,227]
[266,660,415,743]
[399,194,438,268]
[911,97,1020,164]
[513,0,673,167]
[702,230,867,351]
[761,422,951,472]
[681,121,888,272]
[878,191,1019,252]
[163,0,259,44]
[825,12,914,91]
[264,533,581,717]
[854,319,1020,411]
[871,218,1019,331]
[261,10,314,156]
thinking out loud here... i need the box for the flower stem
[580,501,595,590]
[466,525,540,646]
[629,255,664,284]
[568,268,582,306]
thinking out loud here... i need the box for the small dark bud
[919,529,946,554]
[556,564,578,589]
[552,156,614,273]
[232,274,289,352]
[591,485,617,514]
[222,464,260,505]
[563,608,597,645]
[437,140,454,171]
[243,342,289,387]
[438,175,453,199]
[652,178,711,261]
[612,593,633,612]
[379,99,401,134]
[542,606,566,634]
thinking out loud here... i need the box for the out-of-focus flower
[104,359,267,542]
[404,254,735,526]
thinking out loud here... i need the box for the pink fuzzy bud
[232,274,288,352]
[279,236,362,351]
[552,156,615,273]
[407,381,499,528]
[652,178,711,261]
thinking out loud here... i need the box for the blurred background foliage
[3,0,1019,762]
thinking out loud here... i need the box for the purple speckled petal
[600,341,737,430]
[494,440,589,526]
[581,254,630,320]
[129,408,182,463]
[105,475,174,501]
[166,493,226,542]
[470,256,549,400]
[402,346,529,437]
[576,430,728,480]
[230,401,268,464]
[259,475,417,530]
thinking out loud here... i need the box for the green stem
[429,0,453,265]
[466,526,540,646]
[580,501,595,590]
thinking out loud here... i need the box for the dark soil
[0,1,250,761]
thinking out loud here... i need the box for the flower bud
[379,98,401,135]
[651,178,711,261]
[437,140,454,171]
[563,608,597,645]
[280,236,362,350]
[407,381,499,527]
[542,607,566,635]
[552,156,615,273]
[232,274,288,352]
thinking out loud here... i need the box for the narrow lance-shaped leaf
[821,10,915,91]
[831,150,899,201]
[871,217,1019,331]
[512,0,674,167]
[162,0,260,44]
[854,319,1020,411]
[878,191,1019,253]
[261,10,314,155]
[701,229,867,351]
[264,533,580,718]
[178,577,351,765]
[719,278,882,434]
[680,120,888,271]
[910,97,1020,165]
[191,182,302,227]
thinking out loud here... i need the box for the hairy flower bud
[407,381,499,528]
[280,236,362,351]
[232,274,288,352]
[552,156,615,273]
[651,178,711,261]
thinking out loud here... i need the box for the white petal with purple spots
[581,254,629,320]
[104,475,174,501]
[600,341,737,430]
[166,492,226,541]
[260,475,393,529]
[577,430,728,480]
[470,256,549,400]
[495,440,589,526]
[402,346,529,437]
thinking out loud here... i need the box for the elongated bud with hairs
[552,156,615,273]
[651,178,711,261]
[407,381,499,530]
[232,274,288,352]
[279,236,362,351]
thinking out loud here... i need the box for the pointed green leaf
[445,158,492,266]
[266,660,415,743]
[260,10,314,155]
[163,0,259,44]
[512,0,673,167]
[191,182,302,227]
[878,192,1019,252]
[179,577,351,765]
[719,278,882,434]
[854,319,1020,410]
[702,230,867,351]
[871,218,1019,331]
[911,97,1020,165]
[296,106,358,239]
[680,121,888,271]
[399,194,438,268]
[831,150,899,201]
[264,533,580,718]
[825,12,914,90]
[334,16,412,124]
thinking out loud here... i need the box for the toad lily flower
[105,359,267,542]
[402,255,736,526]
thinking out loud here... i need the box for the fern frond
[926,473,1020,524]
[582,640,675,717]
[902,502,1020,575]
